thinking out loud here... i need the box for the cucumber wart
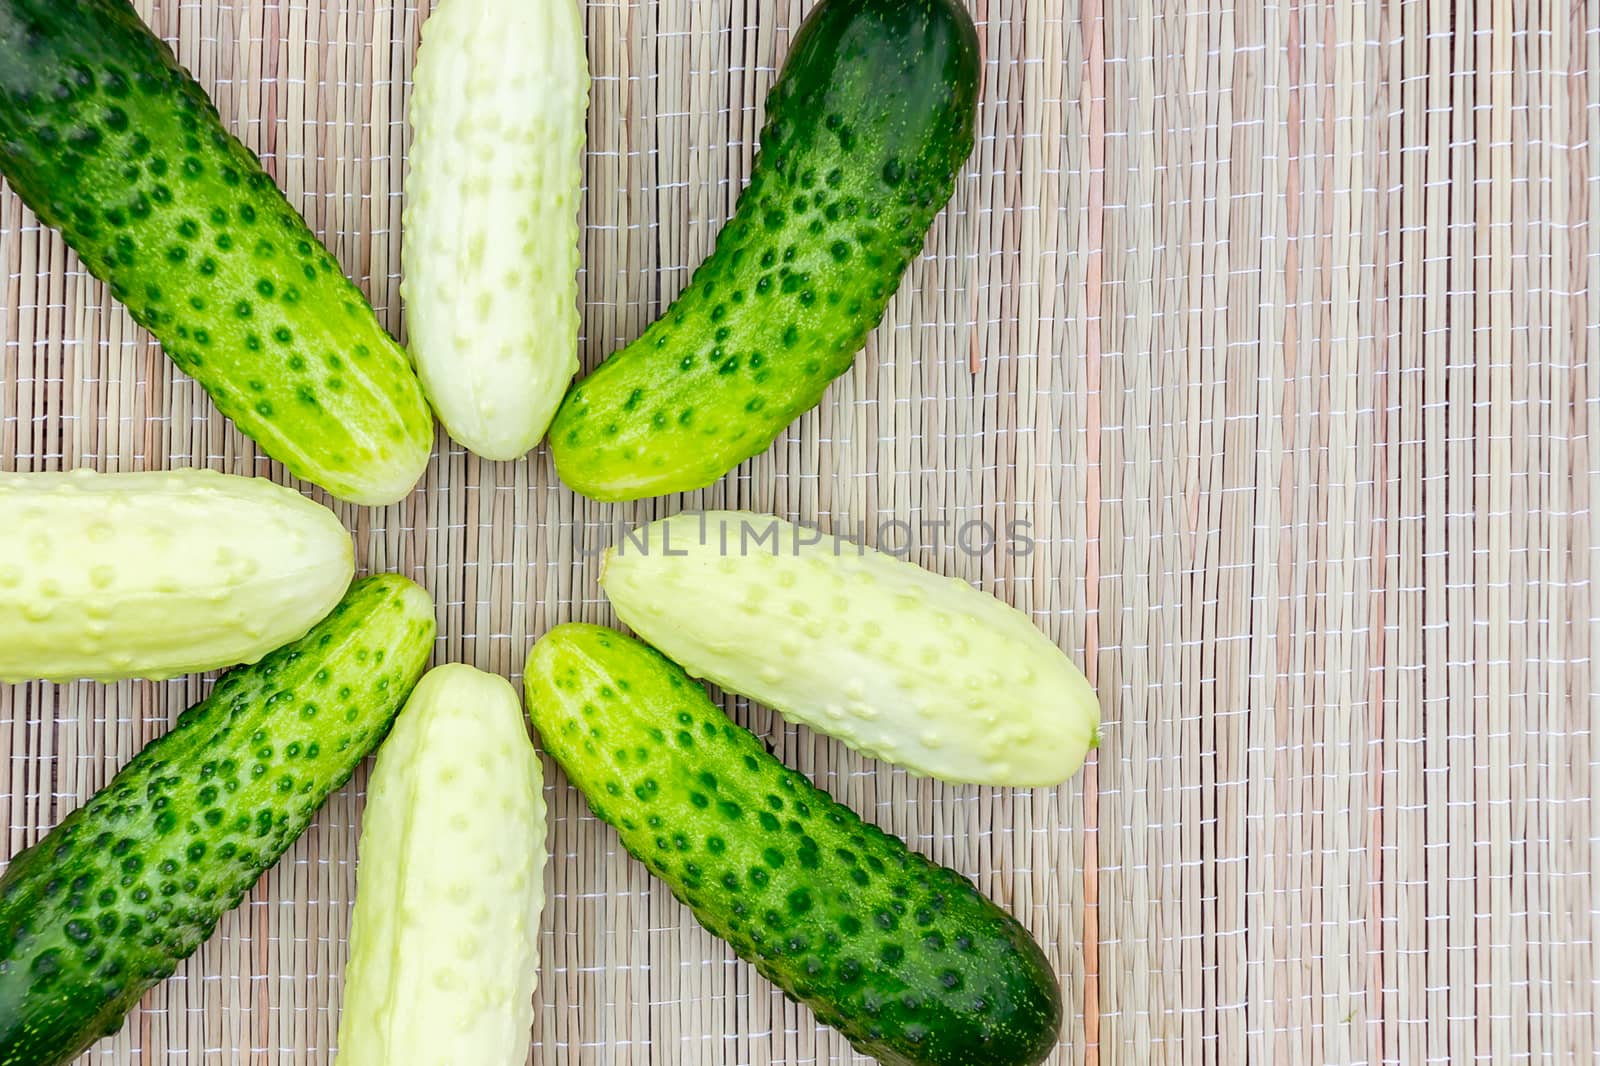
[549,0,981,500]
[0,0,434,504]
[525,624,1062,1066]
[0,575,436,1066]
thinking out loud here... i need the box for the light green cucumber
[525,624,1062,1066]
[0,0,434,504]
[548,0,980,500]
[403,0,589,460]
[600,511,1100,786]
[337,665,548,1065]
[0,575,436,1066]
[0,469,354,683]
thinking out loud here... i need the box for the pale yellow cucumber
[402,0,590,460]
[337,664,548,1066]
[599,510,1100,787]
[0,468,353,683]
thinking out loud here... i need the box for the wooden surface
[1,0,1597,1062]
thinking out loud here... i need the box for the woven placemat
[1,0,1596,1062]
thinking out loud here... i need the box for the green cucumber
[0,575,436,1066]
[0,0,434,505]
[548,0,980,500]
[524,624,1061,1066]
[600,511,1100,787]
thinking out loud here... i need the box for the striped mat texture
[0,0,1595,1062]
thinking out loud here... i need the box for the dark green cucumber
[0,575,435,1066]
[548,0,980,500]
[525,624,1060,1066]
[0,0,434,505]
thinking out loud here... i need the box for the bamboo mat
[0,0,1596,1062]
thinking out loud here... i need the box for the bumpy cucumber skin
[0,469,355,684]
[0,0,434,505]
[403,0,588,460]
[549,0,980,500]
[600,511,1100,787]
[337,665,548,1066]
[0,576,435,1066]
[525,625,1061,1066]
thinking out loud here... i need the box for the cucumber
[0,0,435,505]
[600,511,1099,787]
[0,575,436,1066]
[337,665,548,1065]
[0,468,354,683]
[548,0,980,500]
[403,0,589,461]
[524,624,1061,1066]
